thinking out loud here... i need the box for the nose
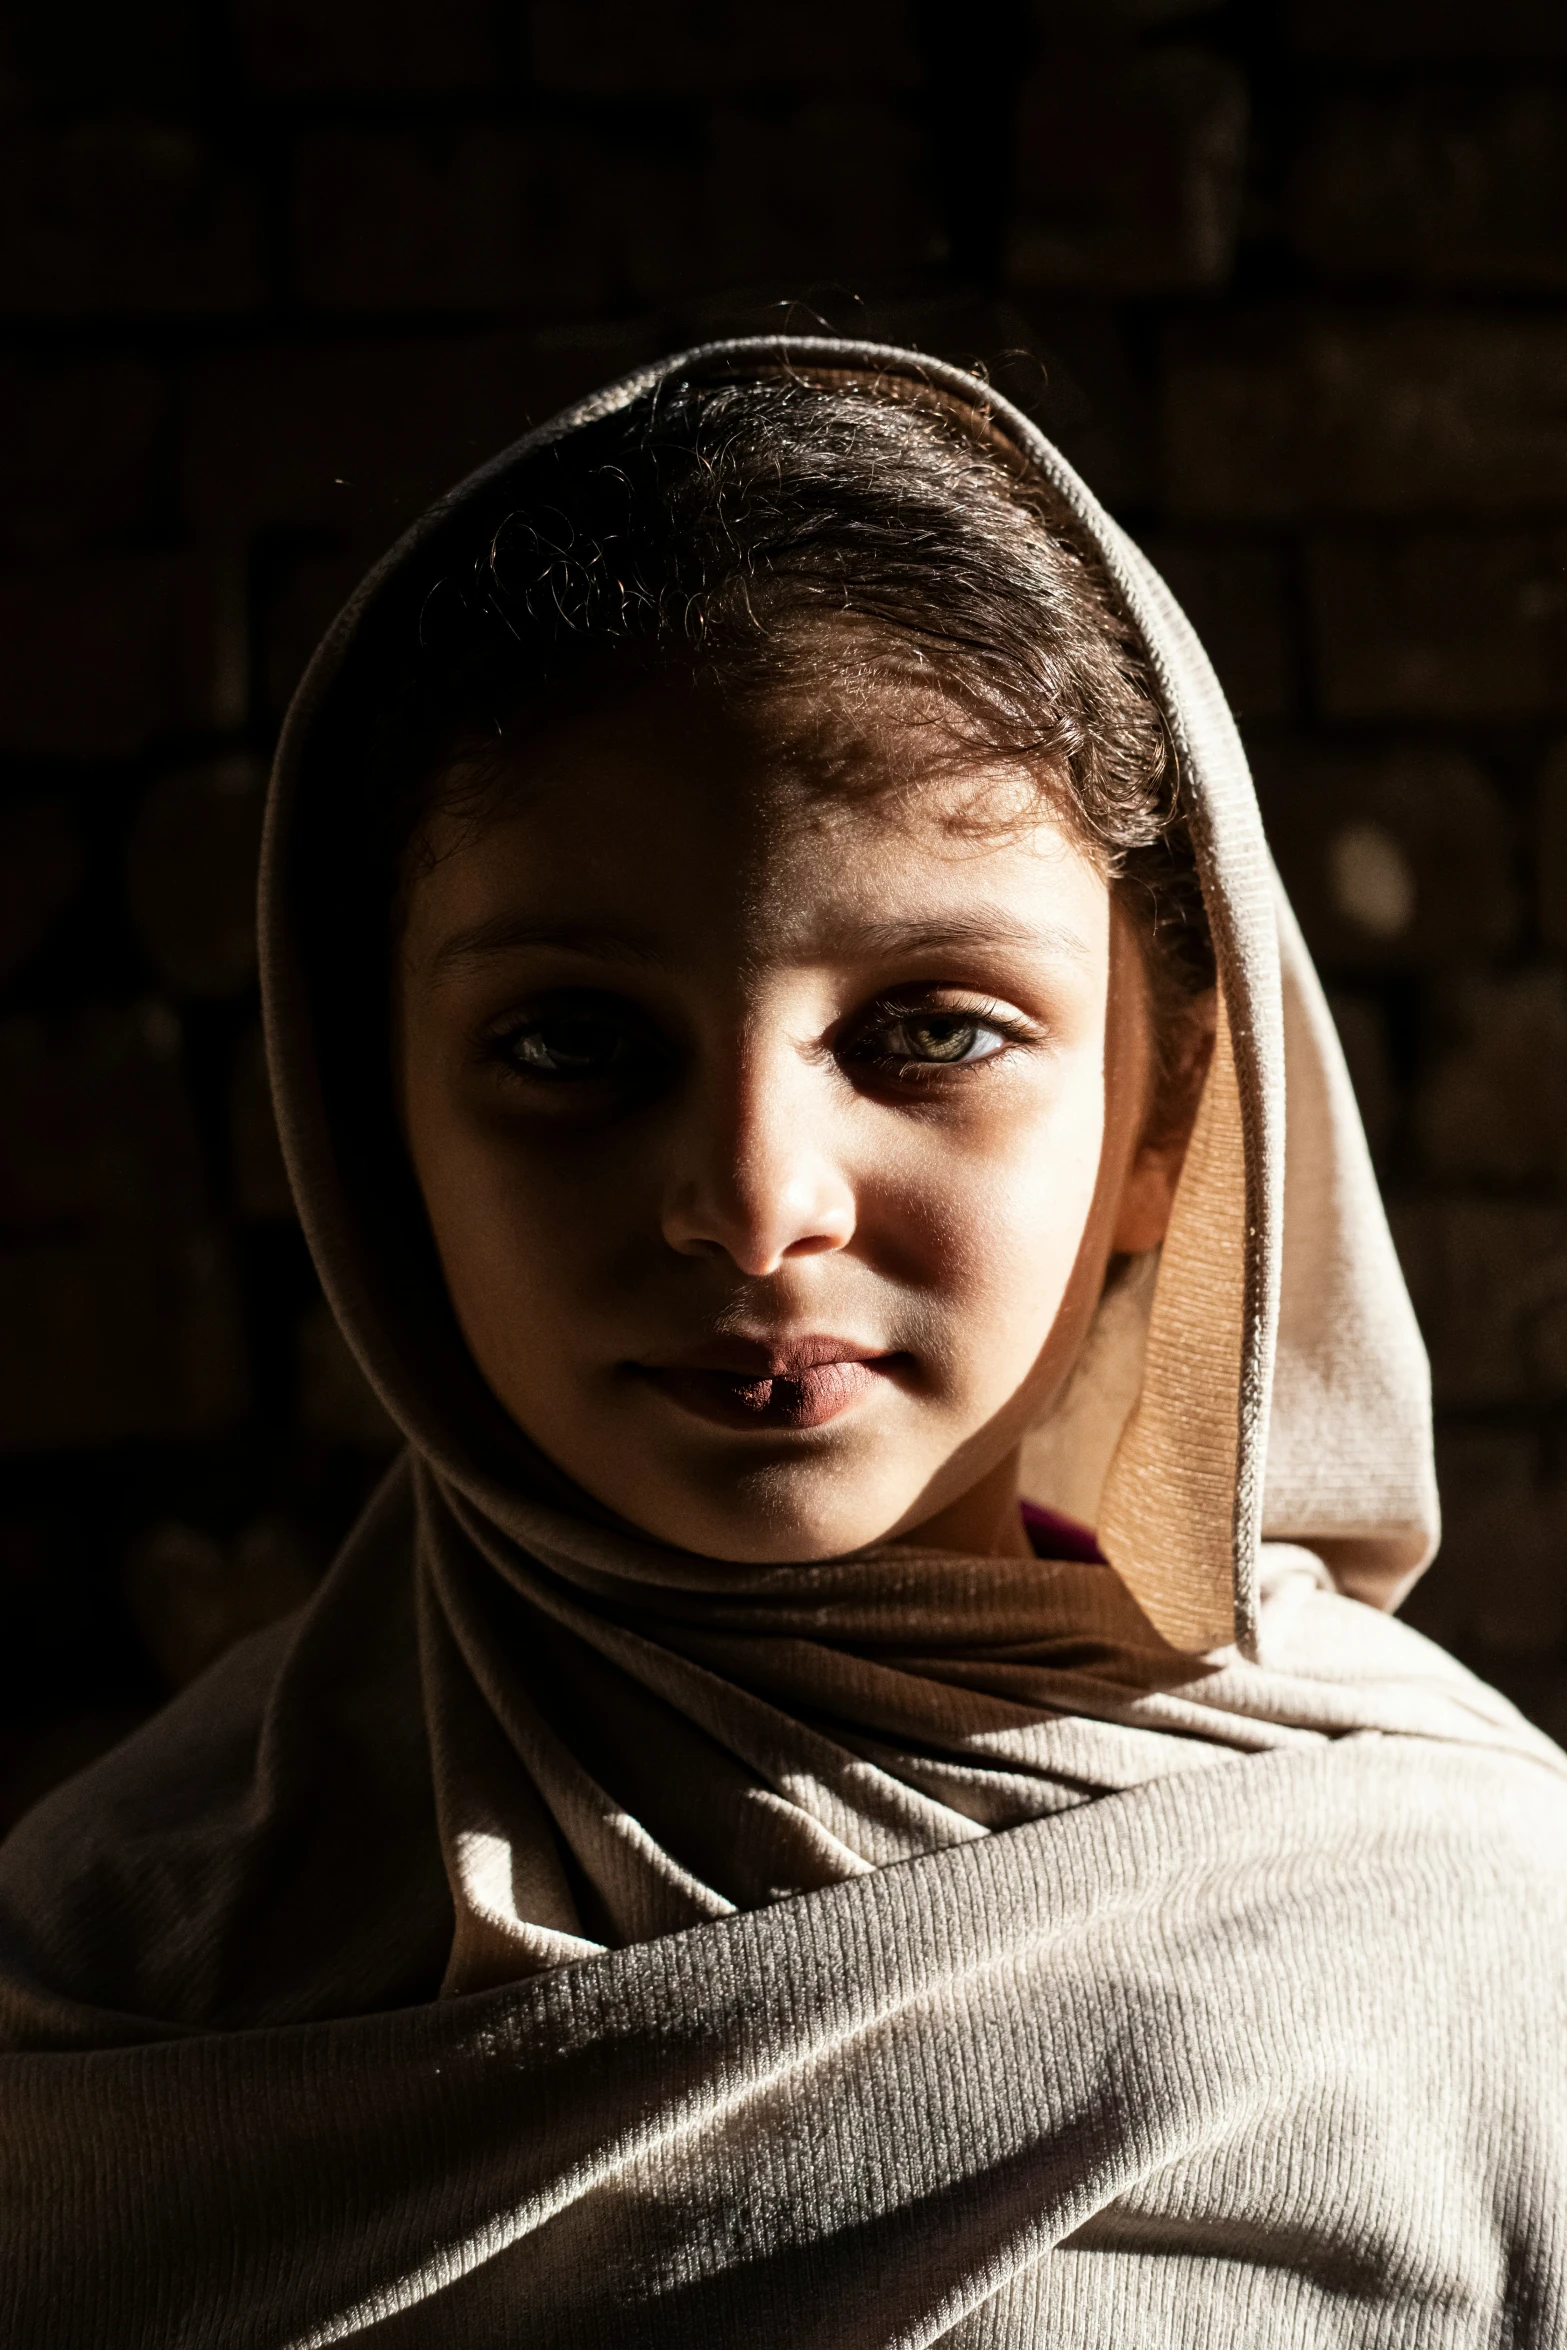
[660,1041,857,1276]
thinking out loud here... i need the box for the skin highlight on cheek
[394,681,1194,1566]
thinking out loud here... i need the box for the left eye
[848,1012,1009,1070]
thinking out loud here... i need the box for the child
[4,341,1567,2347]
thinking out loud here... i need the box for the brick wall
[3,0,1565,1817]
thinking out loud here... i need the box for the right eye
[489,1006,662,1087]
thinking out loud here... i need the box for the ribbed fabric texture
[5,1742,1567,2345]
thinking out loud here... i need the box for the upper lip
[636,1335,893,1377]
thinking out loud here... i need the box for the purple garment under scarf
[1020,1498,1105,1564]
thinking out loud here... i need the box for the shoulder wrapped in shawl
[4,340,1566,2350]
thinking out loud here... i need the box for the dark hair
[364,369,1214,1136]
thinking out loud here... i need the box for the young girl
[4,340,1566,2347]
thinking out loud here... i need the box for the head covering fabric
[2,339,1565,2349]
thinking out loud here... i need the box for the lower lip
[637,1359,896,1432]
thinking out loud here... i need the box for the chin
[606,1458,906,1567]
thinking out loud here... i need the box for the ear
[1111,989,1216,1254]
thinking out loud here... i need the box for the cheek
[420,1122,649,1336]
[401,1047,648,1383]
[879,1052,1110,1373]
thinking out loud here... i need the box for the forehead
[403,672,1109,966]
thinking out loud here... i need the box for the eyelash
[481,995,1036,1094]
[841,1000,1034,1083]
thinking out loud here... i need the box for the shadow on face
[394,668,1186,1565]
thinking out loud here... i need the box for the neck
[889,1447,1030,1558]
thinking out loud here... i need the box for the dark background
[3,0,1566,1824]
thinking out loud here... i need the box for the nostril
[660,1163,855,1267]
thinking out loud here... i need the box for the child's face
[395,671,1185,1562]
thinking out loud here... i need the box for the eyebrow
[431,919,668,975]
[429,905,1094,976]
[845,912,1095,966]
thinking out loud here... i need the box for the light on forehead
[715,656,1085,826]
[426,905,1100,980]
[407,646,1109,915]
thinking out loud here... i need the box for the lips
[632,1337,902,1432]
